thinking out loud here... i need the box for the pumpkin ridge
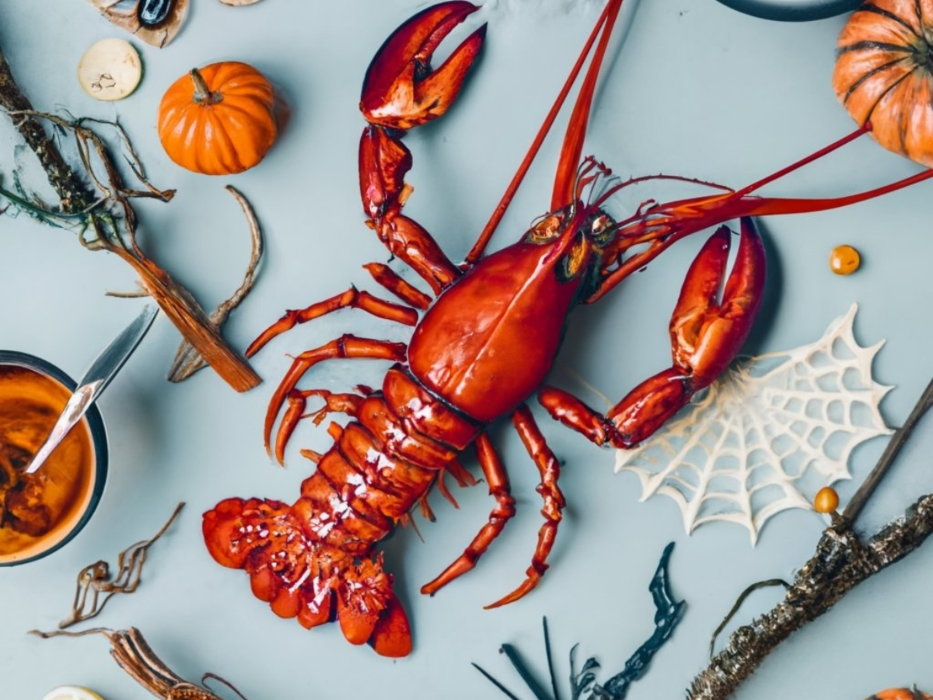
[210,102,276,154]
[913,0,927,37]
[842,54,917,104]
[208,109,244,174]
[864,66,917,124]
[837,39,916,54]
[215,100,273,124]
[192,111,211,173]
[858,3,923,38]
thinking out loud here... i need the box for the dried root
[57,502,185,629]
[168,186,264,383]
[31,627,248,700]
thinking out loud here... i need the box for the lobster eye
[587,212,615,244]
[589,214,613,237]
[529,214,564,242]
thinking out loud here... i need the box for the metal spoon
[24,304,159,475]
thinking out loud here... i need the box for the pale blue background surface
[1,0,932,698]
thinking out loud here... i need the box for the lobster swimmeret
[202,0,933,656]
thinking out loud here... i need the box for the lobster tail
[202,497,411,657]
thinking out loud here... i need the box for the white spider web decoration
[614,304,892,545]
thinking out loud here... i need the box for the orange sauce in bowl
[0,364,98,564]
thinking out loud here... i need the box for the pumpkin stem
[190,68,223,106]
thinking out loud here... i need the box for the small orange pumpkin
[158,61,277,175]
[865,689,933,700]
[833,0,933,168]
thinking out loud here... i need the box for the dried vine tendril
[474,542,685,700]
[167,185,264,384]
[45,502,185,630]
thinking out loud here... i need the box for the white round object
[41,685,105,700]
[77,38,142,101]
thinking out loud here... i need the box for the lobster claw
[600,218,766,447]
[670,217,767,391]
[360,1,486,130]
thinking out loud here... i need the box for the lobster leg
[420,432,516,596]
[486,404,565,609]
[264,335,407,461]
[247,285,418,358]
[363,263,432,310]
[540,219,766,448]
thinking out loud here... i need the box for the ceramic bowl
[714,0,860,21]
[0,351,108,566]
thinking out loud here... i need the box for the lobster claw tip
[361,1,485,130]
[670,217,766,390]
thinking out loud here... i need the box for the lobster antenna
[465,0,623,264]
[551,0,624,211]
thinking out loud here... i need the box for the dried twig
[688,376,933,700]
[56,502,185,629]
[168,185,264,383]
[0,44,261,392]
[30,626,249,700]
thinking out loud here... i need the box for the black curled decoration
[474,542,685,700]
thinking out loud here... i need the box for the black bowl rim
[0,350,109,566]
[714,0,861,21]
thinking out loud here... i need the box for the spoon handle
[24,304,158,475]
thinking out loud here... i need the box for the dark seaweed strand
[474,545,684,700]
[570,646,599,700]
[543,618,561,700]
[472,663,524,700]
[501,644,556,700]
[592,542,685,700]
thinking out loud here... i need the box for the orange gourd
[833,0,933,168]
[158,61,277,175]
[864,690,933,700]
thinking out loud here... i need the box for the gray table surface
[2,1,933,699]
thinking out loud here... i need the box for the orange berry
[829,245,860,275]
[813,486,840,514]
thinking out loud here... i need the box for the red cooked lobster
[202,0,932,657]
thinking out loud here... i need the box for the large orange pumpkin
[158,61,277,175]
[833,0,933,168]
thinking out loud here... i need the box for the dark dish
[0,352,107,566]
[714,0,860,21]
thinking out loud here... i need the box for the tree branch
[688,376,933,700]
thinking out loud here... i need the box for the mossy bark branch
[0,44,260,392]
[688,496,933,700]
[688,376,933,700]
[0,46,96,211]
